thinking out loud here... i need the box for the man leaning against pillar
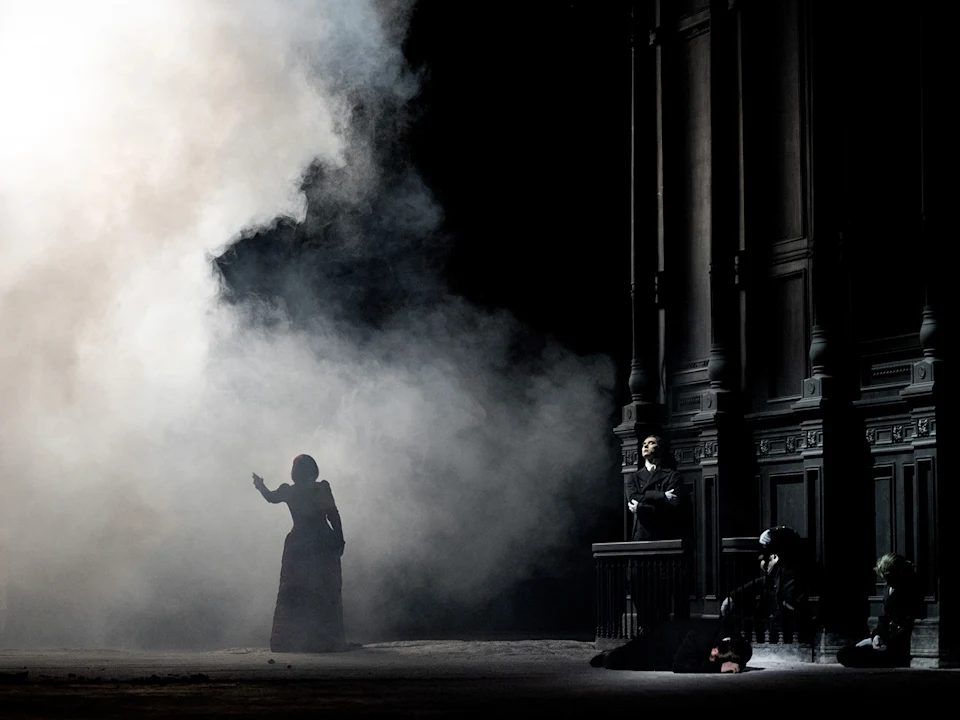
[625,434,684,541]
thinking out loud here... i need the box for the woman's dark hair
[291,454,320,484]
[716,636,752,670]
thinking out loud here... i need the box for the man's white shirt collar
[645,459,657,473]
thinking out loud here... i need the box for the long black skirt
[270,530,346,653]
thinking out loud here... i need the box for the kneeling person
[837,553,921,668]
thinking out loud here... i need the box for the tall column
[688,0,746,606]
[898,9,952,667]
[696,0,739,418]
[790,1,862,641]
[901,10,943,405]
[614,1,663,540]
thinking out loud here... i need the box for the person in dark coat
[623,435,686,622]
[589,617,752,673]
[720,526,812,642]
[254,454,347,653]
[625,435,684,541]
[836,553,922,668]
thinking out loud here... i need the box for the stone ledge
[750,643,815,664]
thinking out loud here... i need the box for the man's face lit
[641,436,660,460]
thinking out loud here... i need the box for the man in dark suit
[625,435,684,541]
[624,435,685,625]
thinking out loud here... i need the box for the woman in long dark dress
[253,454,346,653]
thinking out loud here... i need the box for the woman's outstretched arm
[252,473,287,504]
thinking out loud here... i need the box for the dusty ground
[2,640,958,717]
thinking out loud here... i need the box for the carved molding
[865,425,905,446]
[755,431,819,457]
[861,419,933,446]
[674,447,701,466]
[694,441,718,461]
[756,417,935,457]
[622,449,639,467]
[872,363,912,380]
[862,361,913,389]
[675,392,703,414]
[677,359,709,372]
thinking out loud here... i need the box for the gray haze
[0,0,617,649]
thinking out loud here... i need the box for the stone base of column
[900,357,941,399]
[691,387,735,425]
[814,632,848,664]
[792,373,836,412]
[909,620,960,668]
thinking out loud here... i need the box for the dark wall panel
[770,472,805,533]
[844,12,924,344]
[765,272,806,400]
[743,0,804,244]
[872,464,895,594]
[666,30,712,367]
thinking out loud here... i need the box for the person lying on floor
[589,618,752,673]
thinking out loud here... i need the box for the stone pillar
[791,1,861,640]
[897,10,952,666]
[900,11,944,407]
[900,302,946,666]
[688,0,746,606]
[614,2,663,541]
[696,0,739,419]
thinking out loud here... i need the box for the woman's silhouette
[253,454,346,653]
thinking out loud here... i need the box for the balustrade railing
[720,537,813,646]
[594,536,814,649]
[593,540,689,643]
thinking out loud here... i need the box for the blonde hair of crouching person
[836,553,922,668]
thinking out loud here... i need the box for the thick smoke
[0,0,617,649]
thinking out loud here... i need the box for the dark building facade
[602,0,954,666]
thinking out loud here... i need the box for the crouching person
[589,618,752,674]
[837,553,922,668]
[720,526,813,643]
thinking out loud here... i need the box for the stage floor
[2,640,958,717]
